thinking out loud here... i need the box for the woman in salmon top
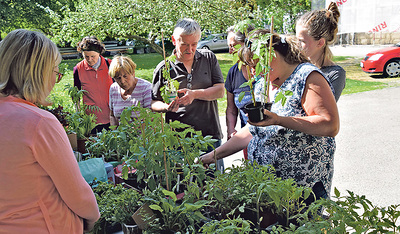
[0,29,100,233]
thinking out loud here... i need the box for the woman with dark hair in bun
[200,31,339,204]
[73,36,114,133]
[296,2,346,102]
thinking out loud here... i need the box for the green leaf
[149,204,163,212]
[162,190,177,202]
[285,90,293,96]
[238,91,246,102]
[334,187,341,197]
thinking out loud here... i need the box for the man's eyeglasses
[54,71,64,83]
[187,73,192,89]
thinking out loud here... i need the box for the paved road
[332,87,400,207]
[221,86,400,208]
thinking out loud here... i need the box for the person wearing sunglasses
[225,25,255,160]
[0,29,99,233]
[151,18,226,171]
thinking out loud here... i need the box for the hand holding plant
[160,31,180,104]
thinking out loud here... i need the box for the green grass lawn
[51,52,399,115]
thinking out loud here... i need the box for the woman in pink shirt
[0,29,100,233]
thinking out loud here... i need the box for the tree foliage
[0,0,77,39]
[50,0,255,53]
[1,0,310,47]
[255,0,311,33]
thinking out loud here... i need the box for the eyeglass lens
[56,72,63,83]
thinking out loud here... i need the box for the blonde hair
[297,2,340,67]
[0,29,61,105]
[108,55,137,78]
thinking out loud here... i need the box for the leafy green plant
[67,110,97,139]
[84,104,214,193]
[204,161,312,231]
[160,56,180,104]
[160,33,180,104]
[142,187,210,233]
[65,84,99,139]
[119,105,215,193]
[235,19,293,107]
[271,188,400,233]
[91,182,143,233]
[85,121,140,162]
[200,217,253,234]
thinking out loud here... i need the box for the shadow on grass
[370,74,386,79]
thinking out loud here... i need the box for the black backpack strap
[105,58,110,68]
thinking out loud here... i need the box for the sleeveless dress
[248,62,336,194]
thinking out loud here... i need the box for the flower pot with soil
[244,101,272,123]
[236,18,292,123]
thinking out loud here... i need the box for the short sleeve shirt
[109,78,152,121]
[321,65,346,102]
[152,49,224,139]
[224,63,252,127]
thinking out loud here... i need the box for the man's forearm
[192,83,224,101]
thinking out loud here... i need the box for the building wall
[313,0,400,45]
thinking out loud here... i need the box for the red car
[360,42,400,77]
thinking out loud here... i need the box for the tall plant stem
[161,31,171,91]
[161,113,170,191]
[213,149,218,172]
[161,31,167,63]
[141,117,146,148]
[171,126,192,169]
[265,16,274,104]
[247,65,256,104]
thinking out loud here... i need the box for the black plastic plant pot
[244,102,272,123]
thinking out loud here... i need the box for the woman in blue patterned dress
[199,31,339,202]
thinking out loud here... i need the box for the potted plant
[119,105,215,193]
[141,186,210,233]
[160,54,180,104]
[91,181,143,234]
[203,161,313,231]
[235,18,293,123]
[160,32,180,104]
[65,85,99,153]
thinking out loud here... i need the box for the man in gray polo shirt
[151,18,225,171]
